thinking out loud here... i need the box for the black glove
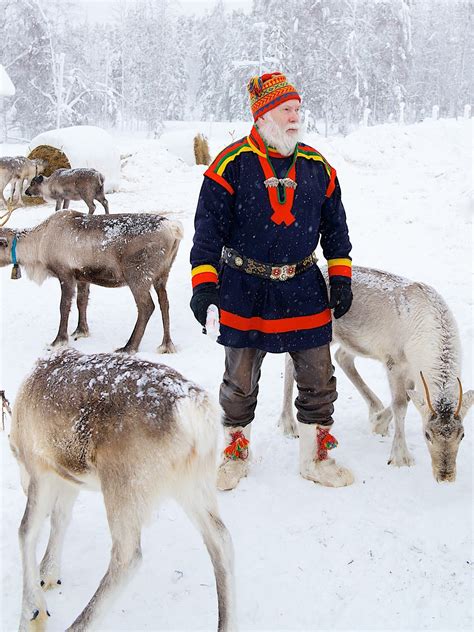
[190,284,219,326]
[329,282,353,319]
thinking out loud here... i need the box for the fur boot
[299,422,354,487]
[217,425,251,491]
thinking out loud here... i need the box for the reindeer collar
[11,236,18,265]
[10,236,21,280]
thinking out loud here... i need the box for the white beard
[257,113,302,156]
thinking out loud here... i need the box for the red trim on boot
[316,427,339,461]
[224,430,249,461]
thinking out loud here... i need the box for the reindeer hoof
[277,416,299,438]
[157,342,177,354]
[72,330,89,340]
[115,346,136,355]
[388,453,415,467]
[370,408,393,436]
[49,338,68,349]
[40,576,62,590]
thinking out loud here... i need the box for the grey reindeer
[0,211,182,353]
[25,168,109,214]
[10,348,236,631]
[279,266,473,482]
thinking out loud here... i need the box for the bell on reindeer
[11,263,21,280]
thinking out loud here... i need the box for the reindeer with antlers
[279,266,473,482]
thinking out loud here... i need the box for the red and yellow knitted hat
[247,72,301,121]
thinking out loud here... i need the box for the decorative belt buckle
[272,264,296,281]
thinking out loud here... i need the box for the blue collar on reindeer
[10,236,21,279]
[11,236,18,265]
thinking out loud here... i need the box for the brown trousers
[219,345,337,428]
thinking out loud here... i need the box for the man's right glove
[190,284,219,326]
[329,282,353,319]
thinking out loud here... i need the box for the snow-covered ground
[0,119,472,631]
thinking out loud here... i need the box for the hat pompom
[247,75,263,97]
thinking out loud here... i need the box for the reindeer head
[32,158,48,176]
[24,174,44,197]
[408,373,473,482]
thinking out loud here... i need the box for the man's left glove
[329,282,353,319]
[190,284,219,326]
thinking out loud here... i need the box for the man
[190,72,354,491]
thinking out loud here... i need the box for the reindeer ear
[407,389,425,412]
[459,390,474,419]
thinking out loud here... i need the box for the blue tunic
[190,126,352,353]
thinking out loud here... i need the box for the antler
[0,198,21,227]
[0,390,12,431]
[454,377,463,417]
[419,371,435,414]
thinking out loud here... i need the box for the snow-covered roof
[0,65,15,97]
[28,125,120,192]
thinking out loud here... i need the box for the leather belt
[222,246,316,281]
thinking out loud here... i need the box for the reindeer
[10,348,236,631]
[0,156,47,206]
[25,168,109,214]
[279,266,473,482]
[0,211,182,353]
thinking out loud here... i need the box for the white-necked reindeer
[279,266,473,482]
[10,349,236,631]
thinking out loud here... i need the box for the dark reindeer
[0,211,182,353]
[25,168,109,214]
[10,348,236,631]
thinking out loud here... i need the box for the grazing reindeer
[0,211,182,353]
[0,156,47,206]
[25,168,109,214]
[10,349,236,631]
[279,266,473,482]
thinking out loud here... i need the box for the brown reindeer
[0,211,182,353]
[10,348,236,631]
[25,168,109,214]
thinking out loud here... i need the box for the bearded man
[190,72,354,490]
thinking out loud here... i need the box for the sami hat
[247,72,301,121]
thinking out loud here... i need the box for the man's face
[267,100,301,136]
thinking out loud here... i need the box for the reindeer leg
[50,277,75,347]
[55,199,62,212]
[387,366,414,467]
[335,346,393,435]
[116,281,155,353]
[97,194,109,214]
[154,279,176,354]
[66,477,143,631]
[72,281,90,339]
[11,177,23,204]
[181,489,236,632]
[62,199,70,210]
[40,483,79,590]
[18,474,56,631]
[85,198,96,214]
[277,353,298,437]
